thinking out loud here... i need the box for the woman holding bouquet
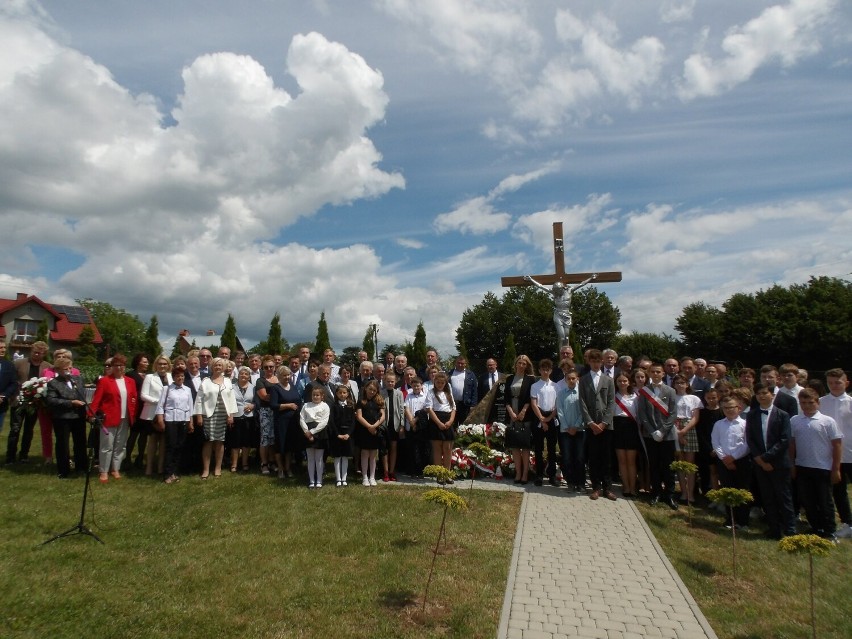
[44,352,87,478]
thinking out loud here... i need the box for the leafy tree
[406,321,428,371]
[677,276,852,370]
[339,346,362,370]
[314,311,331,354]
[36,318,49,345]
[362,325,376,362]
[169,334,183,359]
[144,315,161,359]
[74,325,99,365]
[77,298,147,358]
[457,285,621,370]
[501,333,517,374]
[675,302,724,359]
[570,286,622,350]
[611,332,679,364]
[265,313,285,356]
[220,314,237,353]
[380,343,403,360]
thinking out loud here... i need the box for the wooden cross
[501,222,622,288]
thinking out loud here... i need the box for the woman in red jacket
[90,353,137,483]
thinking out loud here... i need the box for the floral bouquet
[18,377,50,415]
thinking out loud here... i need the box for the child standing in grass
[300,387,330,489]
[329,385,355,487]
[356,380,385,487]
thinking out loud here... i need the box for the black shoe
[18,456,29,464]
[649,494,660,506]
[534,478,543,487]
[549,478,559,487]
[664,496,679,511]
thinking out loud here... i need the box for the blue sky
[1,0,850,358]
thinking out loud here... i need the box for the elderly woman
[40,348,82,466]
[90,353,138,483]
[193,357,238,479]
[504,355,537,484]
[270,365,302,479]
[155,366,194,484]
[44,351,88,479]
[139,355,172,478]
[228,366,255,472]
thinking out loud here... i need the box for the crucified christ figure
[524,273,597,346]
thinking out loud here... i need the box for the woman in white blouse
[193,358,238,479]
[139,355,172,477]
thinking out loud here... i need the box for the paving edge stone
[496,491,528,639]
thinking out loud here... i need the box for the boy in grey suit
[579,349,616,500]
[638,363,678,509]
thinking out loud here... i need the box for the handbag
[507,420,532,449]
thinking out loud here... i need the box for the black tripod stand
[42,415,104,545]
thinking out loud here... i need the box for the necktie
[491,373,496,387]
[759,409,769,414]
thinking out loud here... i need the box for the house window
[14,319,39,343]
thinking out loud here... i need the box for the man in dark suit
[681,357,710,403]
[0,341,19,439]
[477,358,500,402]
[746,383,796,539]
[638,362,679,509]
[663,358,680,388]
[551,345,582,382]
[579,349,617,500]
[447,356,478,426]
[758,365,798,416]
[6,341,51,464]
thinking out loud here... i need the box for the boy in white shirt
[711,397,752,529]
[530,359,559,487]
[820,368,852,538]
[792,388,843,541]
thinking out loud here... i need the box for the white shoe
[342,481,348,487]
[369,477,377,487]
[316,483,322,489]
[336,481,343,487]
[836,523,852,539]
[363,478,370,487]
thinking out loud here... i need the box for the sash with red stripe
[614,394,636,422]
[639,386,670,417]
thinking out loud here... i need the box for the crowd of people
[0,341,849,541]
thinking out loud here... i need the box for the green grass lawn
[0,418,521,639]
[637,498,852,639]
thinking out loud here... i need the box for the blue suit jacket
[449,368,478,407]
[0,359,17,411]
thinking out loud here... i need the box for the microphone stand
[42,391,104,545]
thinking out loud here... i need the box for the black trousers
[797,466,836,537]
[164,421,189,477]
[586,427,613,491]
[646,438,675,497]
[753,465,795,537]
[533,416,559,480]
[53,417,88,477]
[716,457,753,527]
[6,406,38,462]
[831,462,852,525]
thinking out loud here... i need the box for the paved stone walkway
[495,489,718,639]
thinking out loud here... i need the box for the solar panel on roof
[52,304,91,323]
